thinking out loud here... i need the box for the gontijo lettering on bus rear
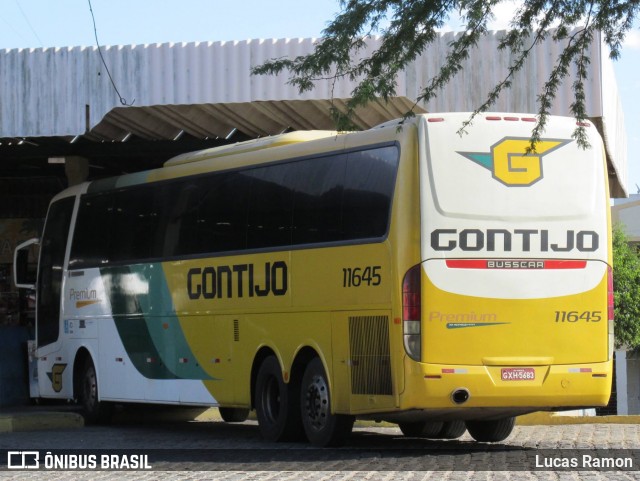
[430,228,599,252]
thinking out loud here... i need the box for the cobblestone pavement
[0,418,639,480]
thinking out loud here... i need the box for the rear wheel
[398,421,444,438]
[300,357,354,447]
[78,357,112,424]
[218,407,250,423]
[254,355,303,442]
[466,417,515,442]
[436,420,467,439]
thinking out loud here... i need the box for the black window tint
[110,187,163,262]
[292,155,346,244]
[343,145,399,240]
[193,172,250,254]
[160,180,201,257]
[70,193,113,268]
[70,143,399,268]
[247,164,295,249]
[38,197,75,346]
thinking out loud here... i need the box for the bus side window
[343,146,399,240]
[195,172,250,254]
[70,194,113,269]
[110,187,164,262]
[292,154,346,245]
[247,165,295,249]
[160,180,199,258]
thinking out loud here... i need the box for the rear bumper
[401,358,612,411]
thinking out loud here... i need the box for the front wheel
[466,417,515,442]
[78,357,112,424]
[301,357,354,447]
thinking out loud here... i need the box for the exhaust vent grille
[233,319,240,342]
[348,315,392,395]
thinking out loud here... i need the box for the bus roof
[164,130,340,167]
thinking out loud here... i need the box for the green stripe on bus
[102,265,213,381]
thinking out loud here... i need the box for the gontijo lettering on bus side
[187,261,288,300]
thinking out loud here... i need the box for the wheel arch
[72,346,94,401]
[289,346,320,388]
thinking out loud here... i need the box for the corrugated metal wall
[0,30,627,190]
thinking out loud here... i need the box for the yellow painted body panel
[162,243,396,412]
[422,272,610,366]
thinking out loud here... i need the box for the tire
[436,420,467,439]
[254,355,303,442]
[466,417,515,443]
[78,357,112,424]
[218,407,250,423]
[300,357,354,447]
[398,421,444,438]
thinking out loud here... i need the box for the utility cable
[15,0,43,47]
[87,0,134,106]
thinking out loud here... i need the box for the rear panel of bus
[403,114,612,415]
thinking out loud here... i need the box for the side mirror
[14,238,39,289]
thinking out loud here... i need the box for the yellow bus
[14,112,613,446]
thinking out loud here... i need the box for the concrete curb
[516,412,640,425]
[0,411,84,433]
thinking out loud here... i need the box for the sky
[0,0,638,195]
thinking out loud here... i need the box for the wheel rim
[304,373,329,431]
[262,375,281,424]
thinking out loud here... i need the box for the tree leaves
[612,225,640,350]
[252,0,639,145]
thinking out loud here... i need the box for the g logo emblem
[458,138,570,187]
[47,363,67,393]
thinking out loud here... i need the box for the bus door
[34,196,76,398]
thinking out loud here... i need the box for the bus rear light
[403,265,422,362]
[607,266,614,322]
[608,265,615,359]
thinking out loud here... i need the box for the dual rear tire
[398,420,467,439]
[465,417,515,442]
[255,355,353,447]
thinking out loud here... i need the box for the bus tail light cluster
[608,266,615,359]
[403,264,422,362]
[608,266,615,322]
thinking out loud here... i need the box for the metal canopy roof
[87,97,425,142]
[0,98,425,180]
[0,33,628,196]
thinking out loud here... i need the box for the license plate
[501,367,535,381]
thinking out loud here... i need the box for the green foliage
[612,225,640,350]
[252,0,639,144]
